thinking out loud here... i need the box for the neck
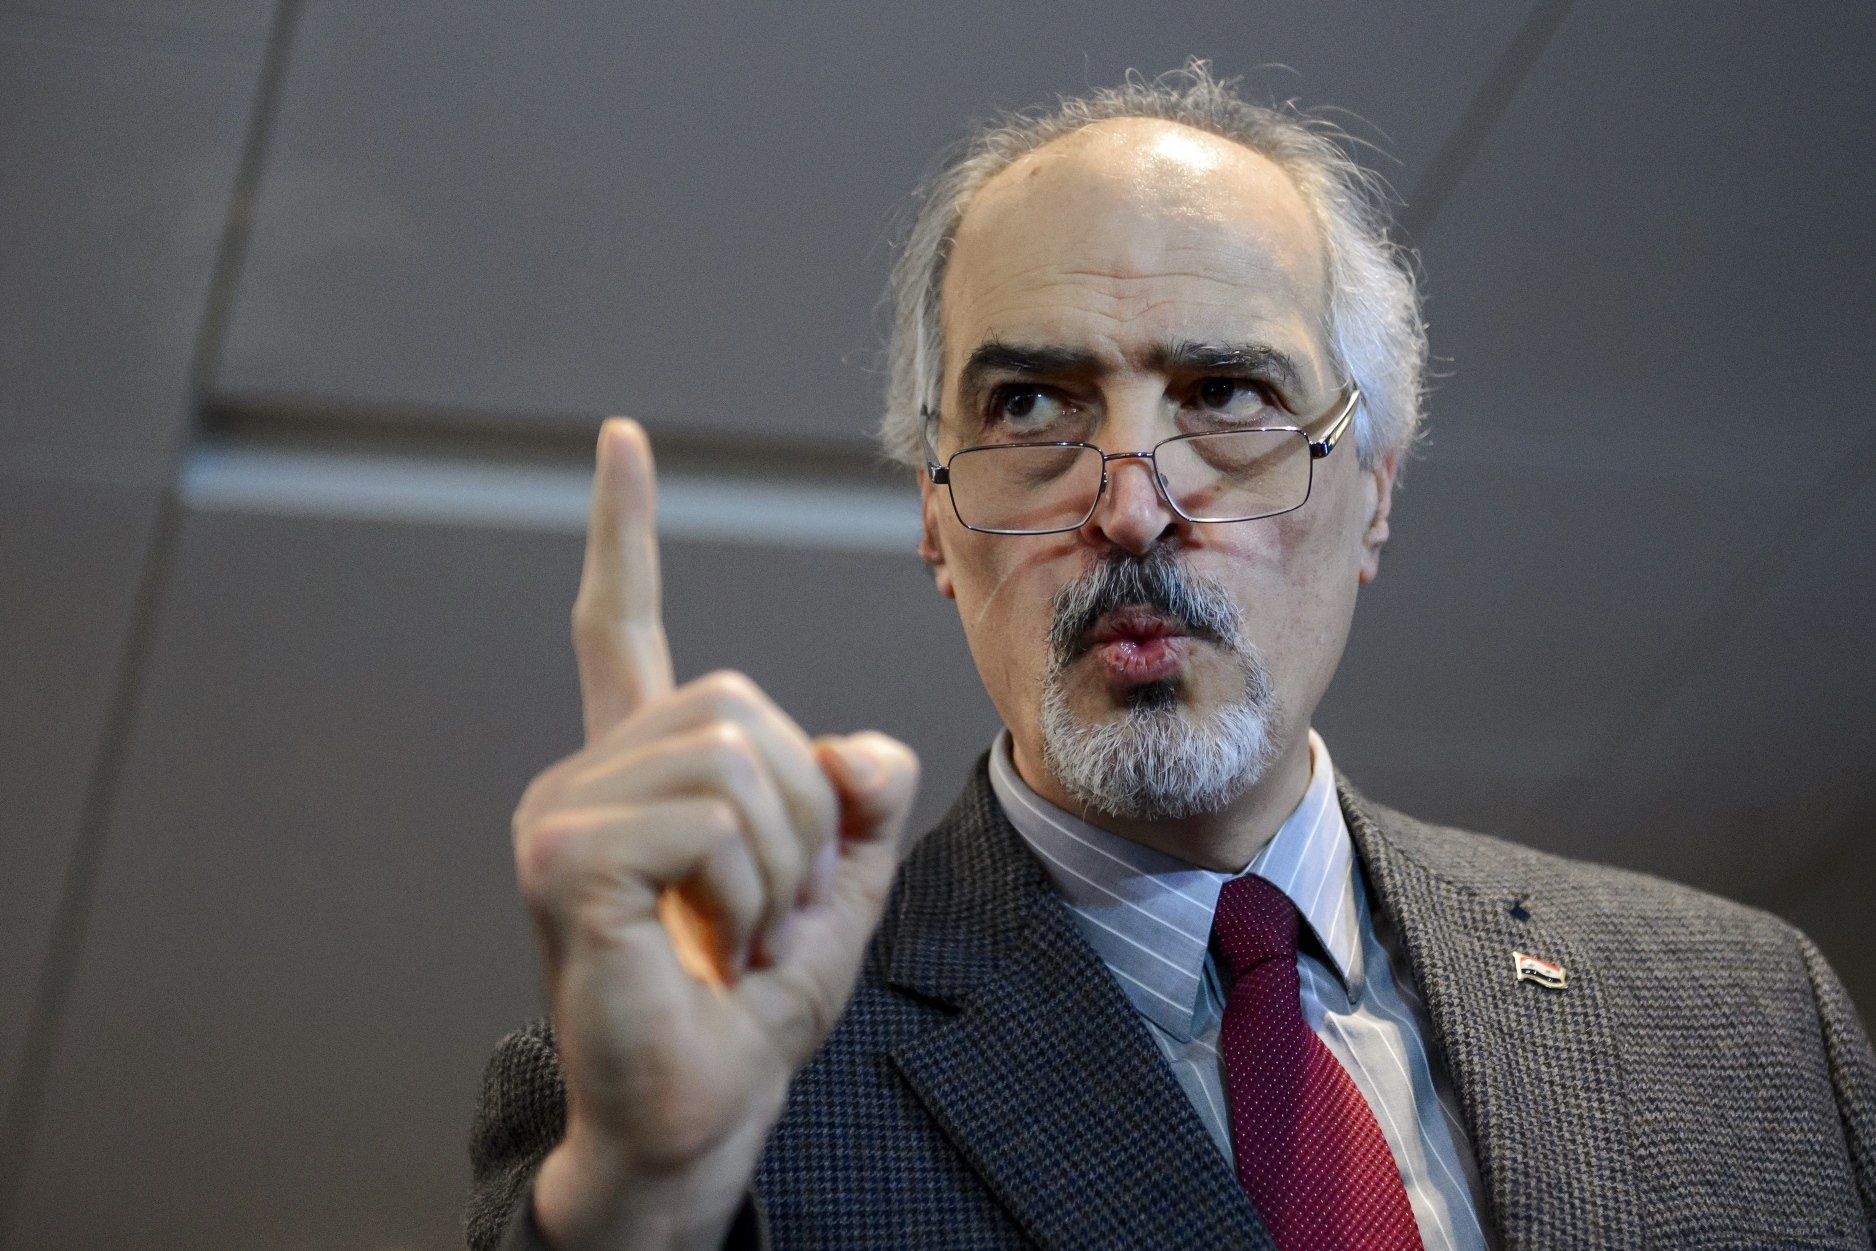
[1011,729,1316,874]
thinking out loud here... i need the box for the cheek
[944,532,1088,730]
[951,533,1070,638]
[1275,453,1370,588]
[1208,508,1362,676]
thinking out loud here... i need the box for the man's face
[918,118,1396,846]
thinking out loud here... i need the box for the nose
[1082,450,1180,555]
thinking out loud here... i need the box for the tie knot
[1210,874,1301,980]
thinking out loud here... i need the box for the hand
[511,419,919,1250]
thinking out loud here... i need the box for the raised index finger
[572,417,676,745]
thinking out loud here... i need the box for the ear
[1358,450,1399,586]
[917,474,957,600]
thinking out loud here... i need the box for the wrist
[532,1123,754,1251]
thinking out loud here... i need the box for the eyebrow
[955,337,1306,411]
[956,342,1102,404]
[1150,340,1304,393]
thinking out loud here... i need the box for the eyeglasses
[922,385,1360,535]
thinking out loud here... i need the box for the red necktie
[1212,874,1425,1251]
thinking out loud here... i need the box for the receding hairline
[879,62,1428,472]
[952,115,1321,245]
[939,116,1334,384]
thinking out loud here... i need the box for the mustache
[1047,549,1246,665]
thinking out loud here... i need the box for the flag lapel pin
[1512,950,1568,991]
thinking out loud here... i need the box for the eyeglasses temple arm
[1308,386,1360,458]
[920,408,950,483]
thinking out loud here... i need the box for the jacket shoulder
[1346,784,1876,1240]
[1346,783,1801,944]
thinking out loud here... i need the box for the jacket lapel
[884,772,1272,1251]
[1340,780,1646,1250]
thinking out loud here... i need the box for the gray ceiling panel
[1416,0,1876,483]
[3,1,274,37]
[0,31,259,458]
[1389,0,1876,1016]
[0,471,162,1138]
[1531,471,1876,901]
[1318,454,1785,831]
[215,0,1537,440]
[5,503,993,1249]
[1528,470,1876,1018]
[0,12,268,1168]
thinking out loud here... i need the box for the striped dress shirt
[988,729,1494,1251]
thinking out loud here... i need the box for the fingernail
[843,741,880,789]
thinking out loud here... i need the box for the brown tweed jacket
[468,763,1876,1249]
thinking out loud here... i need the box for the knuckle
[569,614,618,659]
[512,766,573,851]
[695,797,745,843]
[700,722,759,783]
[892,741,921,785]
[702,668,761,714]
[513,808,594,899]
[567,892,639,955]
[569,594,605,634]
[573,605,646,652]
[514,763,566,824]
[865,733,920,785]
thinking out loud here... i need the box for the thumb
[817,732,919,846]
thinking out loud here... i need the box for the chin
[1038,678,1281,822]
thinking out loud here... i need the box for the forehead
[942,118,1329,375]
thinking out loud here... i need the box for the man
[468,67,1876,1250]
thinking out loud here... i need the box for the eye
[1197,377,1239,409]
[987,386,1074,435]
[1195,377,1265,411]
[1187,377,1279,425]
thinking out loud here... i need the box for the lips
[1086,607,1187,646]
[1084,607,1192,686]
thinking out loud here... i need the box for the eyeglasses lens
[947,443,1104,534]
[1155,430,1311,523]
[946,430,1311,533]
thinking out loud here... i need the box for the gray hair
[879,61,1427,471]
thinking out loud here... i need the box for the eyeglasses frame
[920,384,1362,536]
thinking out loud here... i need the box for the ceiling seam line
[197,391,905,483]
[0,0,307,1238]
[1399,0,1576,243]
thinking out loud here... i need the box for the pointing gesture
[572,419,674,743]
[511,419,919,1248]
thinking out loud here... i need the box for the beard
[1039,548,1281,821]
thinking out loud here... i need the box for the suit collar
[1338,777,1646,1250]
[884,761,1273,1250]
[984,729,1365,1041]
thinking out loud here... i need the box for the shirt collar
[988,728,1364,1040]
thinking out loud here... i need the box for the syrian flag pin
[1512,950,1568,991]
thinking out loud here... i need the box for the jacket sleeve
[466,1019,566,1251]
[1800,935,1876,1244]
[464,1018,769,1251]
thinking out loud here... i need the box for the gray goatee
[1040,548,1280,820]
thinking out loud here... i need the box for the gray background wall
[2,2,1872,1247]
